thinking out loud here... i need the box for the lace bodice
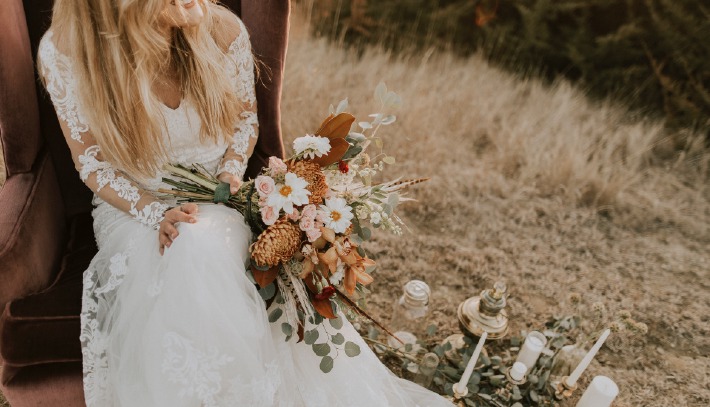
[37,18,259,231]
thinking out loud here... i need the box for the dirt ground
[1,6,708,407]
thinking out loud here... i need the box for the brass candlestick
[457,281,509,339]
[552,375,578,399]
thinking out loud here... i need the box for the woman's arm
[38,33,170,230]
[216,15,259,191]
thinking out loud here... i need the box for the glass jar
[413,352,440,389]
[387,280,431,348]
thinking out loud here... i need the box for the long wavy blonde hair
[39,0,258,179]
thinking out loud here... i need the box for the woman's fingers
[167,208,197,224]
[181,202,199,215]
[229,177,242,194]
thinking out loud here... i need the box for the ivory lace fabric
[38,17,455,407]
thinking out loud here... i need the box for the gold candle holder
[457,281,509,339]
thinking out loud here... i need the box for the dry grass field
[2,7,708,407]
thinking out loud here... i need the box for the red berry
[338,160,349,174]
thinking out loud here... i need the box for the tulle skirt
[81,202,455,406]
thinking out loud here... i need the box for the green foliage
[307,0,710,133]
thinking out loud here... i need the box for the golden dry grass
[280,8,710,407]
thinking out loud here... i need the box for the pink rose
[301,204,317,220]
[260,205,278,225]
[299,217,314,232]
[306,227,322,243]
[255,175,276,197]
[268,157,288,176]
[287,209,301,221]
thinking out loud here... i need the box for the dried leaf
[315,112,355,140]
[312,138,350,167]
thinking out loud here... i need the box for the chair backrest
[0,0,43,179]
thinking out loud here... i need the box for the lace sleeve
[38,31,170,230]
[216,17,259,182]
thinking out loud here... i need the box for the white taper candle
[565,329,610,387]
[453,331,487,395]
[576,376,619,407]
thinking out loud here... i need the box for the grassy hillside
[281,8,709,406]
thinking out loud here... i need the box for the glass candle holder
[387,280,431,348]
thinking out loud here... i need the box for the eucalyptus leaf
[268,307,283,323]
[320,356,334,373]
[346,132,366,143]
[344,341,361,357]
[281,322,293,336]
[329,316,343,329]
[258,283,276,301]
[331,333,345,345]
[360,227,372,241]
[358,121,372,129]
[375,82,387,102]
[312,343,331,357]
[477,393,492,401]
[336,98,348,114]
[381,114,396,125]
[382,156,396,165]
[425,324,438,337]
[304,329,319,345]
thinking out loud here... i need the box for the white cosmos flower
[266,172,311,214]
[293,134,331,159]
[318,197,354,234]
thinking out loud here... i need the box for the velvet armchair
[0,1,290,405]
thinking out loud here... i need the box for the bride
[37,0,457,405]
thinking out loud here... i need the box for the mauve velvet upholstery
[0,0,291,405]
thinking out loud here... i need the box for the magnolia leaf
[315,112,355,140]
[336,98,348,114]
[331,333,345,345]
[320,356,334,373]
[312,138,350,167]
[382,156,396,165]
[346,132,366,143]
[329,316,344,329]
[344,341,361,357]
[312,296,338,319]
[251,265,279,288]
[313,343,331,356]
[341,145,363,161]
[268,307,283,323]
[304,329,319,345]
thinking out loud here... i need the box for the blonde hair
[39,0,259,179]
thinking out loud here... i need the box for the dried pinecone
[289,160,328,205]
[250,218,302,267]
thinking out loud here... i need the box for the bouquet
[158,83,427,371]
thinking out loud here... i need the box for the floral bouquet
[158,83,427,370]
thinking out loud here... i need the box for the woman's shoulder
[211,6,248,52]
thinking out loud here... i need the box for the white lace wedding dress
[38,17,456,407]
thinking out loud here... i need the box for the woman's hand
[217,172,243,194]
[158,203,199,255]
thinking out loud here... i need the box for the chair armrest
[0,151,66,310]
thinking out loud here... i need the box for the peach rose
[268,157,288,176]
[301,204,318,220]
[255,175,276,197]
[306,227,322,243]
[300,217,315,232]
[260,205,278,225]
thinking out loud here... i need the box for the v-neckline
[160,97,185,112]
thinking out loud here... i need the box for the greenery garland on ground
[356,292,647,406]
[304,0,709,137]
